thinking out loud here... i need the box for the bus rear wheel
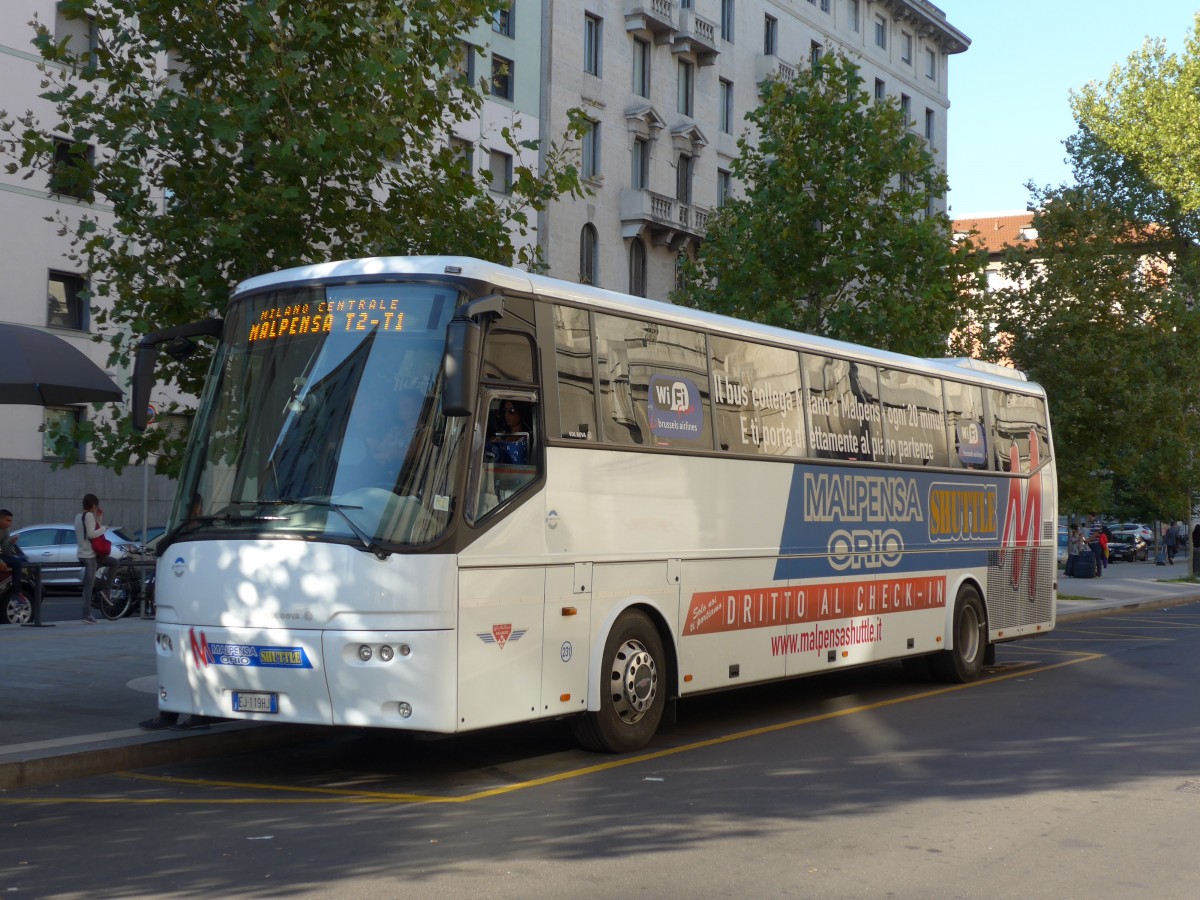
[932,585,987,683]
[575,609,666,753]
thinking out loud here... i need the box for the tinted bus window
[802,354,881,462]
[709,337,805,458]
[944,380,988,469]
[595,313,713,449]
[878,368,948,466]
[553,305,597,441]
[482,331,535,383]
[990,389,1050,473]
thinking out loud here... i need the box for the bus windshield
[169,281,468,550]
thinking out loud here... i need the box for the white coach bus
[134,257,1057,752]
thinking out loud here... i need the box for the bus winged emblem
[476,624,527,649]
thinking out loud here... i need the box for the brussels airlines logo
[647,375,704,441]
[1000,431,1043,597]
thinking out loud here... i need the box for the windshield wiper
[256,498,392,560]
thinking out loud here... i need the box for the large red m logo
[189,628,214,669]
[1000,431,1043,596]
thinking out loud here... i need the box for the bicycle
[96,551,156,620]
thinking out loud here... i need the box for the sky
[942,1,1199,217]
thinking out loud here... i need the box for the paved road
[2,603,1199,899]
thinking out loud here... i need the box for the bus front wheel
[932,585,987,683]
[575,610,666,753]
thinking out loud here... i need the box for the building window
[901,31,912,65]
[676,153,694,204]
[629,239,647,297]
[584,13,602,76]
[719,79,734,134]
[449,136,474,178]
[820,0,830,11]
[488,149,513,194]
[43,407,84,462]
[47,271,88,330]
[848,0,860,32]
[491,54,513,101]
[720,0,735,42]
[718,169,732,207]
[631,137,650,190]
[54,3,96,64]
[874,78,885,103]
[49,138,93,200]
[810,41,822,70]
[901,94,911,126]
[926,48,937,81]
[874,14,887,50]
[582,120,601,180]
[580,224,599,286]
[677,59,694,117]
[925,108,936,144]
[457,41,477,86]
[492,2,514,38]
[763,14,778,56]
[632,37,651,98]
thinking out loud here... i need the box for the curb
[1056,593,1200,624]
[0,723,325,791]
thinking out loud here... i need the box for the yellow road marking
[0,651,1102,807]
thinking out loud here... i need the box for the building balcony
[674,9,719,66]
[756,54,796,84]
[620,188,711,249]
[624,0,676,40]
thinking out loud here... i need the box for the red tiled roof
[952,213,1037,255]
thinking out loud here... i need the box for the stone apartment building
[0,0,967,524]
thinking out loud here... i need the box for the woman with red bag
[74,493,117,624]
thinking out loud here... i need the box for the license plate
[232,691,278,714]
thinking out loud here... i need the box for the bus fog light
[398,702,412,718]
[398,643,411,657]
[379,645,394,662]
[358,644,373,662]
[159,687,168,701]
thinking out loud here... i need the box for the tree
[0,0,584,476]
[674,51,986,358]
[983,16,1200,521]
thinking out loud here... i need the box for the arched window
[579,224,599,285]
[628,238,647,297]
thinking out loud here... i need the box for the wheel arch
[946,574,989,649]
[585,598,678,712]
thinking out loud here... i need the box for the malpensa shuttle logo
[1000,430,1043,597]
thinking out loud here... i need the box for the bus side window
[473,396,539,521]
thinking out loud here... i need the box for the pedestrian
[1,508,24,582]
[74,493,118,623]
[1066,524,1083,577]
[1087,527,1104,577]
[1164,522,1178,566]
[1097,526,1109,570]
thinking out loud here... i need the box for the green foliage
[984,14,1200,520]
[0,0,585,476]
[674,51,987,358]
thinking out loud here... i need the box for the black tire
[99,577,132,620]
[931,585,987,683]
[574,609,667,753]
[5,589,32,625]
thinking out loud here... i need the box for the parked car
[1119,523,1154,543]
[1108,530,1149,562]
[130,525,166,545]
[11,523,139,589]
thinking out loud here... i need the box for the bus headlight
[357,644,373,662]
[379,645,394,662]
[397,702,412,718]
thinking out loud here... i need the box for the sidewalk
[3,561,1199,790]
